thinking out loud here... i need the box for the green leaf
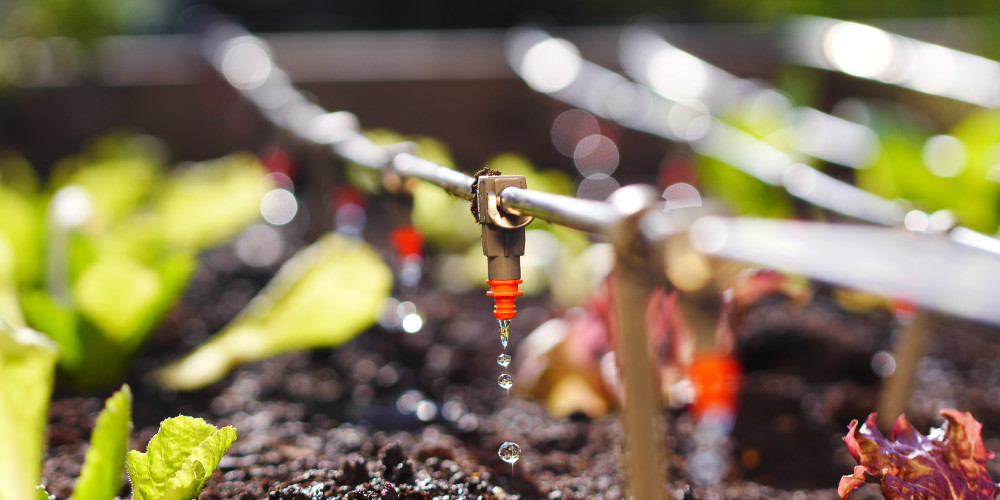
[153,154,268,250]
[23,246,194,390]
[72,255,162,342]
[72,384,133,500]
[164,426,237,500]
[0,151,40,194]
[0,321,58,500]
[155,233,392,390]
[20,290,81,372]
[0,233,25,326]
[126,417,237,500]
[695,154,794,218]
[0,185,44,286]
[36,485,55,500]
[50,156,161,225]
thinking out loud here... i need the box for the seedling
[126,417,237,500]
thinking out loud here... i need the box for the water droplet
[498,441,521,464]
[499,326,509,349]
[498,373,513,390]
[497,353,511,367]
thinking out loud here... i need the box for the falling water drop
[498,320,510,349]
[497,353,511,367]
[498,373,513,390]
[498,441,521,464]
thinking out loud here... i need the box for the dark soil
[40,221,1000,499]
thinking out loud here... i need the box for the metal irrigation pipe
[505,27,1000,255]
[201,19,626,232]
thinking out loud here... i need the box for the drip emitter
[472,171,533,321]
[473,169,534,468]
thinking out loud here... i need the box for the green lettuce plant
[27,382,236,500]
[155,233,392,390]
[126,417,237,500]
[0,136,271,390]
[0,319,58,500]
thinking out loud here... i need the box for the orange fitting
[487,279,523,321]
[390,226,424,258]
[689,352,741,419]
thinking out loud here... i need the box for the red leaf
[838,410,1000,499]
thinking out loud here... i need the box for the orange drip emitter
[689,351,742,419]
[487,279,523,321]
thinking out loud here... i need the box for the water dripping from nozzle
[498,319,511,349]
[498,441,521,464]
[497,353,511,367]
[498,373,513,390]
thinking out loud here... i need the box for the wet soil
[40,237,1000,500]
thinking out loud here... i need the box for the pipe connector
[474,173,533,321]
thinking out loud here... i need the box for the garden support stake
[877,308,934,431]
[608,186,668,500]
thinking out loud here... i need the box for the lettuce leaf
[71,384,132,500]
[153,154,268,250]
[126,416,237,500]
[0,321,58,500]
[838,410,1000,499]
[155,233,391,390]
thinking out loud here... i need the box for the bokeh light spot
[260,188,298,225]
[576,174,620,200]
[520,38,582,93]
[551,109,600,157]
[221,37,272,90]
[573,134,619,176]
[824,22,894,78]
[922,135,967,178]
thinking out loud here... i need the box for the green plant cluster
[696,83,1000,234]
[0,134,270,390]
[1,321,237,500]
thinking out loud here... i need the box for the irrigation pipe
[505,27,1000,255]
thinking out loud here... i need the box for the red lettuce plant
[839,410,999,499]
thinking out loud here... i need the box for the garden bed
[38,201,1000,499]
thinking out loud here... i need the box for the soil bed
[40,229,1000,499]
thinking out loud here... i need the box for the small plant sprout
[66,385,133,500]
[126,416,237,500]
